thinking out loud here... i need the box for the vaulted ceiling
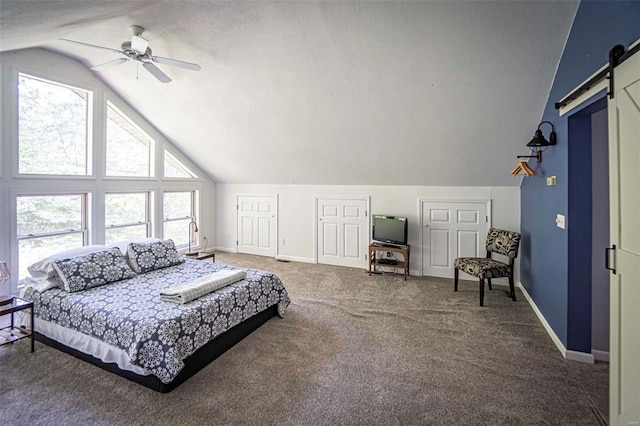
[0,1,578,186]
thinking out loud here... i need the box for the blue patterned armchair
[454,228,521,306]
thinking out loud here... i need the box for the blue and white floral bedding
[23,259,290,384]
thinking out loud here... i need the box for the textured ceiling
[0,1,578,185]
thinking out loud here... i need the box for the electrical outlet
[281,238,285,245]
[227,233,231,240]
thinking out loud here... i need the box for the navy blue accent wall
[520,1,640,350]
[567,97,607,352]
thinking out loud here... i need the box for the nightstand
[0,296,34,353]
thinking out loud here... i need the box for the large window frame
[15,192,90,280]
[105,101,155,178]
[163,149,198,179]
[16,72,93,177]
[2,59,209,294]
[104,191,153,244]
[163,190,200,249]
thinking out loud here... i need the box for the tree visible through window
[18,74,90,175]
[164,150,197,178]
[106,102,154,177]
[105,192,150,244]
[16,194,87,279]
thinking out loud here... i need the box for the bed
[20,244,290,393]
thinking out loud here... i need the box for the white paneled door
[317,198,368,269]
[608,51,640,425]
[237,196,276,257]
[422,201,488,278]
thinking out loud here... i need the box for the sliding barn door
[608,51,640,425]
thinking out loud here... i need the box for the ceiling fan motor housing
[121,41,152,58]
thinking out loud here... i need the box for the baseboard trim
[592,349,610,363]
[566,350,595,364]
[215,247,238,253]
[517,282,595,364]
[517,282,567,358]
[275,255,315,264]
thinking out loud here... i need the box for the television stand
[372,243,401,248]
[368,244,410,280]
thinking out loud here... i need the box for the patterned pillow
[53,248,136,293]
[126,239,184,274]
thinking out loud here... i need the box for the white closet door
[237,196,276,257]
[422,201,488,278]
[317,198,368,269]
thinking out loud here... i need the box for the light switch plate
[556,214,566,229]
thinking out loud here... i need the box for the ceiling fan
[60,25,201,83]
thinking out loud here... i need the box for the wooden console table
[368,244,410,280]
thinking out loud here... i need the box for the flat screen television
[372,215,408,246]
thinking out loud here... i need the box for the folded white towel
[159,269,247,304]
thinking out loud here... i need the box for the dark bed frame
[35,304,279,393]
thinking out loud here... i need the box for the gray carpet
[0,253,608,425]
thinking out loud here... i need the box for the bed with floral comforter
[23,259,290,385]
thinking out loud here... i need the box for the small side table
[0,296,34,353]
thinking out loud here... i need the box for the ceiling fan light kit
[130,35,150,55]
[60,25,201,83]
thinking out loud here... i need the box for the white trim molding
[566,350,595,364]
[275,254,315,264]
[558,63,609,116]
[518,282,594,364]
[215,246,238,254]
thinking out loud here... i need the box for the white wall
[217,184,520,278]
[0,49,217,295]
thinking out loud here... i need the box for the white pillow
[20,276,62,293]
[108,237,161,254]
[27,245,108,280]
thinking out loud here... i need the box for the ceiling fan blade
[91,58,129,71]
[152,56,201,71]
[142,62,171,83]
[59,39,124,55]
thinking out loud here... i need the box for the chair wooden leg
[479,278,484,306]
[509,275,516,301]
[454,268,459,292]
[487,278,492,290]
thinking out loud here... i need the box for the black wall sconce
[517,121,556,163]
